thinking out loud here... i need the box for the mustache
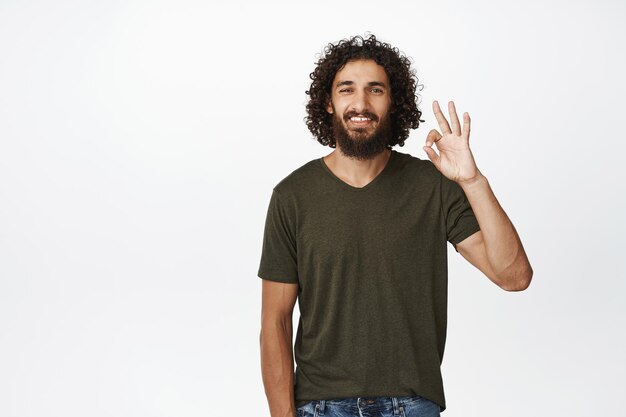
[343,111,379,122]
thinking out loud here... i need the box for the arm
[455,174,533,291]
[260,279,299,417]
[424,100,533,291]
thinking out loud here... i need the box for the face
[326,59,393,160]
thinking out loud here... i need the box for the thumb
[423,129,441,168]
[423,144,440,169]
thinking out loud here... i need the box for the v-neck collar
[319,149,396,192]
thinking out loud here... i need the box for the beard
[331,110,394,161]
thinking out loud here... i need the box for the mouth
[347,115,374,127]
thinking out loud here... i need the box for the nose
[349,89,370,114]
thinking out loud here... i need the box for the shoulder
[271,157,320,197]
[392,149,441,182]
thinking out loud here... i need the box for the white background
[0,0,624,416]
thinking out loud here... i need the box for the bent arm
[457,173,533,291]
[260,280,299,417]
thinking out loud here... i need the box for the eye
[339,88,352,93]
[371,88,383,93]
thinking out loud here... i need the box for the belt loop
[391,397,400,416]
[317,399,326,415]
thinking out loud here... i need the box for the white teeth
[350,117,370,121]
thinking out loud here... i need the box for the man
[258,34,532,417]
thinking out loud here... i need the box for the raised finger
[433,100,451,135]
[462,112,471,140]
[448,101,461,136]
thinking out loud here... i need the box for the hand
[423,100,482,185]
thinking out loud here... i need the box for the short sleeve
[257,189,299,283]
[441,174,481,253]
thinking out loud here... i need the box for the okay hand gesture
[423,100,482,185]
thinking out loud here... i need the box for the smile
[348,116,373,126]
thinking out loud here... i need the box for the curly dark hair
[305,34,424,148]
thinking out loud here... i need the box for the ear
[326,99,333,114]
[326,94,335,114]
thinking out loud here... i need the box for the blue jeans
[296,396,441,417]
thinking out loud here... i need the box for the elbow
[500,266,533,292]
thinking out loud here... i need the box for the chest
[296,184,444,266]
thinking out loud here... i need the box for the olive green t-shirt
[257,149,480,413]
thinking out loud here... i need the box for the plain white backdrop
[0,0,624,416]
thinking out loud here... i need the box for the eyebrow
[335,81,387,88]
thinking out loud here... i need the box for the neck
[323,148,392,188]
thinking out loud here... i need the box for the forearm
[460,172,533,288]
[260,319,296,417]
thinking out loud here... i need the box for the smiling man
[258,34,532,417]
